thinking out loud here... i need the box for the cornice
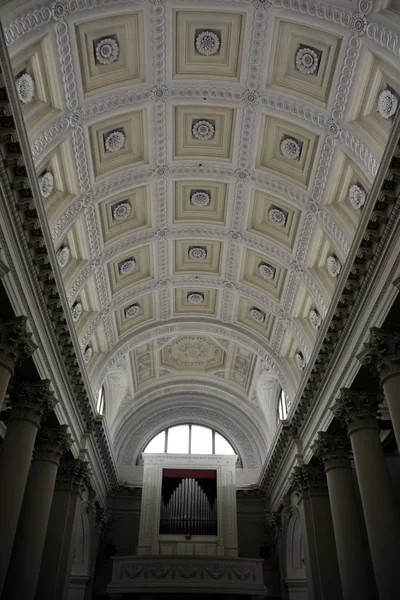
[0,28,118,490]
[259,114,400,492]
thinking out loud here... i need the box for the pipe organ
[160,477,217,535]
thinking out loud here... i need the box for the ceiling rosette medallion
[188,246,207,260]
[258,262,276,280]
[187,292,205,305]
[327,255,341,277]
[195,30,220,56]
[16,73,35,104]
[295,46,319,75]
[309,309,322,329]
[348,184,366,210]
[192,120,215,141]
[104,130,126,153]
[95,37,119,65]
[39,171,54,198]
[57,246,70,268]
[377,89,398,120]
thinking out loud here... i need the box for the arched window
[278,388,288,421]
[96,386,105,415]
[143,424,236,456]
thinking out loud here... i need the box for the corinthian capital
[55,459,90,492]
[357,327,400,383]
[8,379,57,426]
[0,316,37,374]
[33,424,72,464]
[290,463,327,498]
[331,388,381,435]
[311,432,351,471]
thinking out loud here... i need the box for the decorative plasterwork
[75,13,145,96]
[173,10,245,82]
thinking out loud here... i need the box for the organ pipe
[160,478,216,535]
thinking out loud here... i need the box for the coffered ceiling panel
[5,0,400,444]
[246,188,301,252]
[174,288,219,318]
[239,248,287,302]
[115,292,156,339]
[173,10,245,81]
[76,12,146,96]
[37,140,77,224]
[98,185,152,245]
[324,151,372,241]
[11,35,62,135]
[348,51,400,152]
[173,180,228,225]
[107,244,154,296]
[267,19,342,108]
[173,106,236,162]
[235,297,275,341]
[89,110,149,179]
[173,240,223,276]
[255,115,319,188]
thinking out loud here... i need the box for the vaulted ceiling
[3,0,400,462]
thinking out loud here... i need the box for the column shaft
[0,418,38,592]
[382,375,400,452]
[325,466,375,599]
[350,426,400,597]
[3,425,71,600]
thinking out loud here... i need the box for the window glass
[191,425,212,454]
[167,425,189,453]
[97,386,105,415]
[214,432,235,455]
[278,389,288,420]
[144,431,165,453]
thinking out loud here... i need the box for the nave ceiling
[3,0,400,463]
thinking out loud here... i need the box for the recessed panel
[173,180,228,225]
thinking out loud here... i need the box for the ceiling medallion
[112,200,132,221]
[95,37,119,65]
[258,262,276,280]
[187,292,204,304]
[192,120,215,141]
[71,302,83,322]
[124,303,141,318]
[57,246,70,268]
[280,137,301,160]
[39,171,54,198]
[195,30,220,56]
[16,73,35,104]
[327,255,341,277]
[51,0,69,20]
[350,13,368,36]
[295,352,306,370]
[325,119,340,138]
[118,258,136,275]
[83,345,93,363]
[377,89,398,120]
[104,130,126,153]
[309,309,322,329]
[295,46,319,75]
[249,307,266,323]
[242,89,260,105]
[151,85,168,101]
[190,190,211,207]
[253,0,272,8]
[184,345,203,358]
[268,207,287,227]
[188,246,207,260]
[348,184,366,210]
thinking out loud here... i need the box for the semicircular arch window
[143,424,236,456]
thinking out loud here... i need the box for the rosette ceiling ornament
[6,0,400,453]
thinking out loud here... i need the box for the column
[331,388,400,599]
[0,316,37,413]
[3,424,72,600]
[0,379,56,595]
[84,508,109,600]
[35,459,90,600]
[358,327,400,452]
[311,432,376,599]
[266,511,288,600]
[290,464,343,600]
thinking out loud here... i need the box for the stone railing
[107,555,267,598]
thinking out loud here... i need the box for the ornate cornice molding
[357,327,400,383]
[331,388,382,435]
[311,432,352,472]
[0,37,118,489]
